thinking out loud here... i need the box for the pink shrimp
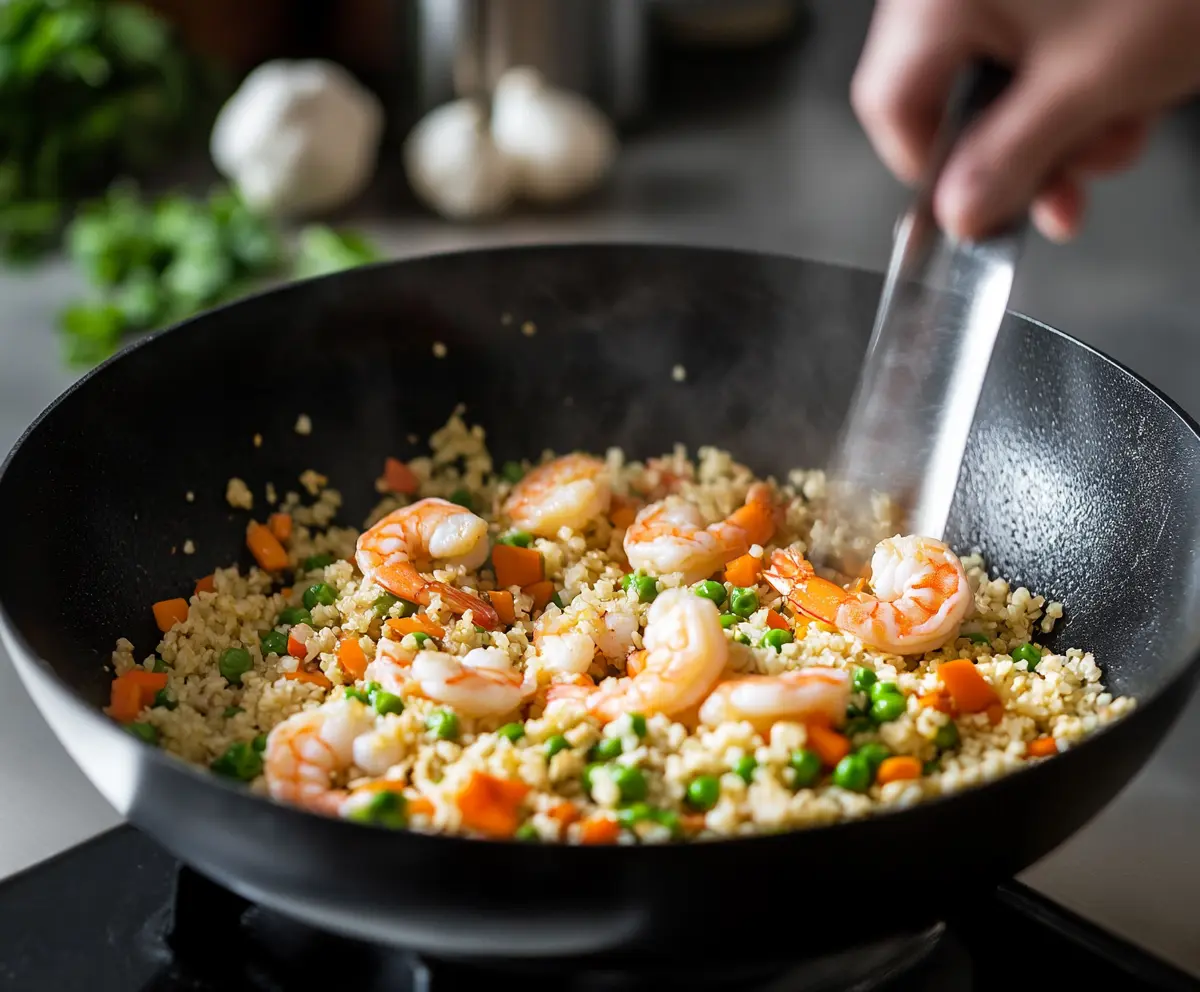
[356,497,500,629]
[502,454,611,537]
[623,483,778,584]
[698,668,851,733]
[764,536,971,655]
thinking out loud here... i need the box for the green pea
[719,613,738,629]
[497,722,525,743]
[426,709,459,740]
[629,713,647,739]
[126,722,159,745]
[868,680,903,703]
[223,706,243,718]
[582,762,607,795]
[371,593,397,618]
[302,583,336,610]
[1011,643,1041,669]
[152,689,177,711]
[733,632,751,645]
[496,530,533,548]
[365,681,382,695]
[211,741,262,781]
[934,720,960,750]
[251,734,268,753]
[733,755,757,784]
[632,574,658,604]
[846,703,864,719]
[693,580,727,607]
[514,822,539,842]
[344,687,370,704]
[654,809,683,838]
[923,759,941,775]
[278,606,312,626]
[616,802,654,827]
[448,488,473,510]
[502,461,525,484]
[218,647,253,686]
[621,573,635,591]
[870,692,906,724]
[260,629,288,657]
[832,753,871,793]
[729,587,758,618]
[346,790,407,829]
[857,742,890,773]
[758,628,793,652]
[851,666,878,693]
[474,625,487,634]
[411,632,433,648]
[545,734,570,758]
[610,765,648,803]
[550,592,564,609]
[844,716,874,737]
[591,737,623,761]
[788,748,822,788]
[151,656,168,673]
[303,553,335,571]
[687,775,721,810]
[967,632,990,644]
[373,691,404,716]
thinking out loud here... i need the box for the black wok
[1,244,1199,966]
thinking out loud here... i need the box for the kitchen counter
[3,0,1200,976]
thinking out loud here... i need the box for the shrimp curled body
[764,536,970,655]
[264,698,376,814]
[356,498,500,629]
[503,454,611,537]
[408,647,526,718]
[698,669,850,733]
[624,483,777,584]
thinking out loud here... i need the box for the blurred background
[3,0,1200,975]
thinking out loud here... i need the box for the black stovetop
[0,826,1196,992]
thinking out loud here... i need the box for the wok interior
[2,244,1199,716]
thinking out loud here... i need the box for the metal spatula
[816,62,1027,580]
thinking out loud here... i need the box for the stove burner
[157,866,958,991]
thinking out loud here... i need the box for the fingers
[1032,176,1086,243]
[851,0,974,184]
[1069,116,1154,175]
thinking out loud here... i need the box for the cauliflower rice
[109,410,1135,844]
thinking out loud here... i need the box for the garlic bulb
[490,68,617,205]
[403,99,515,221]
[210,60,384,218]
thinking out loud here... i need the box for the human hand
[851,0,1200,242]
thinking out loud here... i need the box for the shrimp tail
[373,560,501,630]
[435,582,502,630]
[763,547,846,624]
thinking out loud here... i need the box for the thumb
[934,59,1113,240]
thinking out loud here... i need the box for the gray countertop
[3,0,1200,974]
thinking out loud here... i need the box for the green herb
[290,224,380,280]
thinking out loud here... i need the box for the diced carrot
[806,724,852,766]
[194,575,216,595]
[876,755,922,785]
[724,553,762,587]
[938,659,1001,714]
[493,543,543,588]
[284,670,332,689]
[626,649,647,677]
[610,496,640,530]
[766,609,790,631]
[268,512,293,542]
[523,580,555,612]
[386,616,445,639]
[456,770,531,839]
[487,590,516,626]
[383,456,420,494]
[1027,736,1058,758]
[579,816,621,845]
[287,631,307,658]
[337,636,368,680]
[727,493,777,546]
[280,587,292,598]
[152,598,189,632]
[547,802,581,830]
[123,669,168,696]
[246,522,289,572]
[918,690,956,714]
[985,702,1004,726]
[352,780,407,796]
[408,796,436,817]
[107,678,143,723]
[681,812,708,834]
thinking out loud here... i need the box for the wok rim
[2,239,1199,855]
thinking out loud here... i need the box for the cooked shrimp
[503,454,611,537]
[764,536,970,655]
[623,483,777,584]
[533,606,639,676]
[582,588,728,722]
[698,668,851,733]
[356,498,500,629]
[264,697,376,814]
[408,647,526,718]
